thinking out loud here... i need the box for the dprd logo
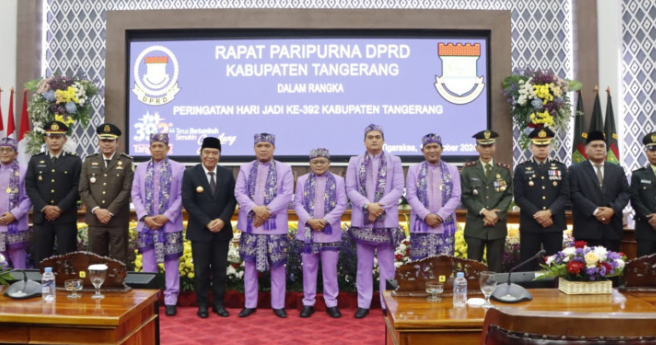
[434,43,485,105]
[133,46,180,105]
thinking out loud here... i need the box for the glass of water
[88,264,108,299]
[64,279,83,299]
[479,271,497,309]
[425,281,444,302]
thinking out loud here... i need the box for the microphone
[490,250,546,303]
[4,270,43,299]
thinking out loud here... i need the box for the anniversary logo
[133,45,181,105]
[434,43,485,105]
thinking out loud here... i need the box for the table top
[0,287,159,327]
[383,288,656,330]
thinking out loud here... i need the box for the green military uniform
[630,131,656,257]
[460,130,513,272]
[79,124,134,264]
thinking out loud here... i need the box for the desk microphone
[491,249,546,303]
[4,270,42,299]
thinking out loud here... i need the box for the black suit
[630,165,656,256]
[25,152,82,264]
[182,164,237,308]
[570,160,630,251]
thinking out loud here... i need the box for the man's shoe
[212,305,229,317]
[299,306,314,318]
[273,308,287,318]
[238,308,257,318]
[326,306,342,318]
[165,305,177,316]
[354,308,369,319]
[197,305,209,319]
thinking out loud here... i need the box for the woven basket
[558,277,612,295]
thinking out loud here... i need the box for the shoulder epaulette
[517,159,529,166]
[496,162,511,170]
[64,151,77,156]
[120,153,133,159]
[463,160,478,168]
[634,166,647,172]
[34,152,46,156]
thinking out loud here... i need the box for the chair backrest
[393,255,487,295]
[622,253,656,291]
[40,251,130,291]
[481,307,656,345]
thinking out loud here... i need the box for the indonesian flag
[17,90,31,164]
[6,88,15,139]
[0,88,4,136]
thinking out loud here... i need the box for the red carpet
[160,307,386,345]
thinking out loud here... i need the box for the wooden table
[0,287,160,345]
[383,289,656,345]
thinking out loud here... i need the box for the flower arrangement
[23,75,98,154]
[538,241,626,282]
[0,254,12,285]
[503,68,582,148]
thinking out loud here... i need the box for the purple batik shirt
[0,163,31,233]
[293,173,347,243]
[235,160,293,235]
[406,161,461,234]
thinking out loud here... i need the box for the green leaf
[567,80,583,92]
[23,78,42,91]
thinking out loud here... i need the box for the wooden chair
[40,251,131,292]
[481,307,656,345]
[622,253,656,292]
[392,255,488,296]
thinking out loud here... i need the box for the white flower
[592,246,608,261]
[0,253,5,263]
[584,252,599,268]
[227,266,236,276]
[615,259,625,270]
[561,247,576,256]
[394,262,402,268]
[545,255,555,265]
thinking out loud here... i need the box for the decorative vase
[558,277,612,295]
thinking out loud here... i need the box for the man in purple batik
[406,133,461,260]
[346,124,405,319]
[236,133,293,319]
[294,148,347,319]
[0,138,32,268]
[131,133,185,317]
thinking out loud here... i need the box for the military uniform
[630,132,656,257]
[25,121,82,265]
[79,124,134,264]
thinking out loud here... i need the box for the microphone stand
[4,270,43,299]
[491,250,546,303]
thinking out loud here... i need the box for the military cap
[529,127,555,145]
[201,137,222,151]
[473,130,499,145]
[97,123,121,140]
[642,131,656,150]
[586,130,606,144]
[43,121,68,136]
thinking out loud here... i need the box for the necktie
[595,164,603,188]
[485,163,491,177]
[105,159,110,168]
[52,156,57,164]
[209,172,216,194]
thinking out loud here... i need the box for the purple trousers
[356,243,395,309]
[1,249,26,269]
[244,261,286,309]
[302,251,339,308]
[142,248,180,306]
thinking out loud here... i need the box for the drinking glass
[64,279,83,299]
[425,281,444,302]
[479,271,497,309]
[88,264,108,299]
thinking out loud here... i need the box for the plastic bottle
[453,271,467,308]
[42,267,56,302]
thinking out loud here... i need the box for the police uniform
[630,132,656,257]
[460,130,513,272]
[79,124,134,264]
[25,121,82,265]
[513,128,569,270]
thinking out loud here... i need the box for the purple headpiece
[149,133,169,145]
[422,133,442,147]
[364,123,384,138]
[309,148,330,160]
[254,133,275,146]
[0,138,17,151]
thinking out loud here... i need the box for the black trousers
[88,226,128,265]
[191,238,229,308]
[465,236,505,272]
[576,237,620,252]
[637,239,656,258]
[519,231,563,271]
[33,222,78,266]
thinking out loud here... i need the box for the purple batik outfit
[346,152,405,309]
[236,160,293,309]
[293,172,347,308]
[406,161,461,260]
[131,158,185,306]
[0,162,31,269]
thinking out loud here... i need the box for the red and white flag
[0,87,4,137]
[6,88,15,139]
[17,89,31,164]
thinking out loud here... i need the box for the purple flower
[49,75,74,90]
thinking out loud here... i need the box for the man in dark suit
[460,130,513,272]
[25,121,82,265]
[570,130,630,251]
[181,137,237,318]
[513,128,569,270]
[79,123,134,265]
[630,132,656,257]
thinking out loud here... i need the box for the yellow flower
[54,86,79,104]
[584,252,599,267]
[533,84,554,104]
[188,273,195,279]
[54,114,75,126]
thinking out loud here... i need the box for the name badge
[470,177,479,182]
[641,179,652,184]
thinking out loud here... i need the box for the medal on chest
[90,174,96,184]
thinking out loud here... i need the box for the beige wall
[0,0,18,130]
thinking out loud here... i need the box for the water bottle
[453,272,467,308]
[42,267,56,302]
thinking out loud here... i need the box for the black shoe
[354,308,369,319]
[299,306,314,318]
[238,308,257,318]
[273,308,287,318]
[326,306,342,318]
[212,305,229,317]
[165,305,177,316]
[197,305,209,319]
